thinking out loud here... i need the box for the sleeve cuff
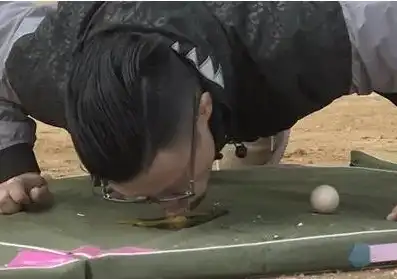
[0,143,40,183]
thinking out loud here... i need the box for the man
[1,2,397,219]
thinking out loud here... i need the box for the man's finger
[0,191,22,214]
[386,212,397,221]
[8,183,31,205]
[386,205,397,221]
[29,186,53,205]
[7,173,47,191]
[24,186,53,212]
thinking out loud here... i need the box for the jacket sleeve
[237,2,352,119]
[341,1,397,95]
[0,2,55,183]
[0,74,39,183]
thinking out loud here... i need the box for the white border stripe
[0,228,396,268]
[97,228,397,258]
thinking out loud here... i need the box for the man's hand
[387,205,397,221]
[0,173,53,215]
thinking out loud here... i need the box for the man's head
[66,31,215,214]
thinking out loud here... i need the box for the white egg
[310,185,339,214]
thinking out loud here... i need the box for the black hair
[65,31,200,183]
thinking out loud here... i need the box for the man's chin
[188,193,207,210]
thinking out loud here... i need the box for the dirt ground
[34,93,397,278]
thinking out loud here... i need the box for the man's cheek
[191,176,210,202]
[109,183,134,198]
[189,192,207,210]
[194,179,208,197]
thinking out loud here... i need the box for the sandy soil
[34,94,397,278]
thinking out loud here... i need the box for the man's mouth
[162,193,208,217]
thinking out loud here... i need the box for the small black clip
[234,143,247,158]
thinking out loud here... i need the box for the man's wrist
[0,143,40,183]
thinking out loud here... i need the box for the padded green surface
[2,165,397,278]
[351,150,397,171]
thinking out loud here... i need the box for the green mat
[2,165,397,279]
[351,150,397,171]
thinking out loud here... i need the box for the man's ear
[198,92,212,122]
